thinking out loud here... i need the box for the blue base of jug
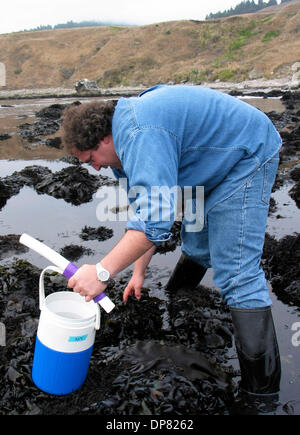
[32,337,93,395]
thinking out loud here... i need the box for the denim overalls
[112,85,282,308]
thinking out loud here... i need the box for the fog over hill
[0,0,299,90]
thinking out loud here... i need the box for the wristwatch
[96,262,110,283]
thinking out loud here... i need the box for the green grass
[262,16,272,23]
[172,69,208,83]
[225,21,258,58]
[263,30,280,42]
[213,68,236,81]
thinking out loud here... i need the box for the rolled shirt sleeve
[119,127,180,245]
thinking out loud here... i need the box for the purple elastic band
[63,262,107,303]
[63,262,78,279]
[93,292,106,302]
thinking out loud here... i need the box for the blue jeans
[181,155,279,308]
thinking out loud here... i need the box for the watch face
[99,270,109,281]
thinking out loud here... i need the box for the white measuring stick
[19,233,115,313]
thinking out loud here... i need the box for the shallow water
[0,95,299,414]
[238,96,285,113]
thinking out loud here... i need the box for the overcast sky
[0,0,273,35]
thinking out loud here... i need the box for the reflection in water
[267,182,300,239]
[0,96,112,160]
[238,96,285,114]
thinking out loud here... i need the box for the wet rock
[283,94,300,114]
[96,366,232,415]
[60,244,94,262]
[0,234,28,260]
[167,285,233,365]
[282,400,300,415]
[290,166,300,182]
[282,91,300,110]
[269,197,277,215]
[12,165,52,187]
[59,155,81,165]
[262,233,300,305]
[1,166,51,207]
[6,367,22,383]
[0,133,11,141]
[291,63,300,89]
[265,92,300,165]
[280,123,300,140]
[267,109,297,132]
[279,122,300,161]
[0,260,43,304]
[39,137,62,149]
[92,313,235,415]
[1,165,116,206]
[75,79,100,94]
[288,161,300,207]
[248,68,263,80]
[21,318,39,338]
[0,165,53,210]
[24,401,41,415]
[289,181,300,208]
[122,340,229,386]
[35,103,69,120]
[80,225,113,241]
[18,119,61,143]
[34,166,115,205]
[93,278,165,345]
[18,102,81,144]
[0,180,12,210]
[4,299,23,317]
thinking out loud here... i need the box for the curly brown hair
[61,100,117,153]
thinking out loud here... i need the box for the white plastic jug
[32,266,100,395]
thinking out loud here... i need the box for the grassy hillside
[1,0,300,90]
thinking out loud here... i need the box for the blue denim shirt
[112,85,282,245]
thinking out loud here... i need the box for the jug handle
[39,265,101,330]
[39,266,64,310]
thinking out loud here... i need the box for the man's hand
[123,272,145,302]
[122,244,156,302]
[67,264,107,302]
[67,230,153,304]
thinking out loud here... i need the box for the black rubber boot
[165,253,207,292]
[230,306,281,397]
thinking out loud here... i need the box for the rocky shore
[0,74,299,100]
[0,88,299,415]
[0,86,146,100]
